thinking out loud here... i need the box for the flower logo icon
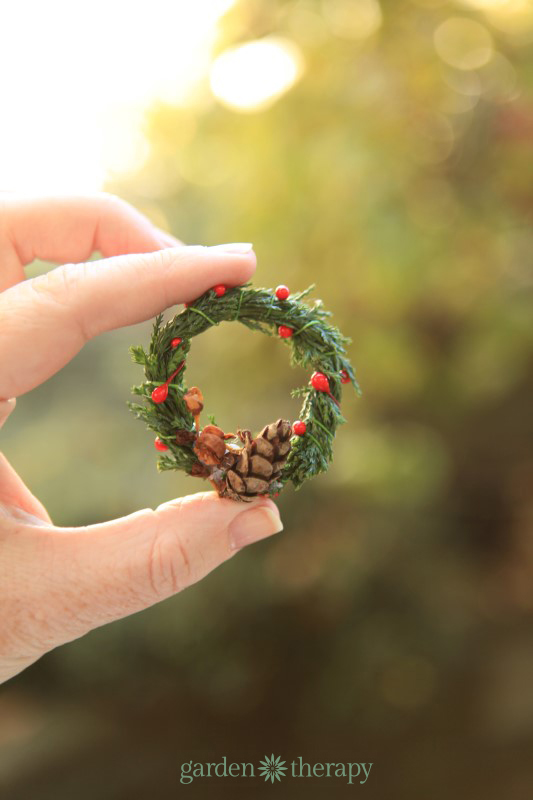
[258,754,287,783]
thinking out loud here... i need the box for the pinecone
[223,419,292,501]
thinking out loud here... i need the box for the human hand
[0,193,283,685]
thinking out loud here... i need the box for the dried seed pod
[194,432,226,466]
[201,424,225,438]
[190,461,210,478]
[175,429,197,446]
[183,386,204,414]
[183,386,204,431]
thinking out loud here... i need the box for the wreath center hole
[183,322,301,435]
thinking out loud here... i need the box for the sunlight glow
[0,0,235,192]
[210,38,304,113]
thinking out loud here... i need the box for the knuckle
[0,524,63,659]
[129,248,175,305]
[29,263,91,339]
[97,192,136,223]
[30,263,81,307]
[148,247,169,272]
[147,529,192,600]
[124,248,168,281]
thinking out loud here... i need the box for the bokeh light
[434,16,494,69]
[458,0,533,40]
[210,37,304,112]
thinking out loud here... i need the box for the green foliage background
[1,0,532,797]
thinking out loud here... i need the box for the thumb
[4,492,282,664]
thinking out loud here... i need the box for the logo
[258,754,288,783]
[179,755,372,785]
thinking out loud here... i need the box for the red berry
[171,337,182,348]
[340,369,350,384]
[154,437,169,451]
[275,285,290,300]
[272,492,280,498]
[213,284,226,297]
[310,371,330,392]
[151,385,169,404]
[293,420,307,436]
[278,325,294,338]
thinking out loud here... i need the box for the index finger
[0,244,256,398]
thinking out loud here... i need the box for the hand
[0,193,283,685]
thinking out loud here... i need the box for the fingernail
[0,503,49,526]
[0,397,16,409]
[229,504,283,550]
[209,242,254,254]
[0,397,17,429]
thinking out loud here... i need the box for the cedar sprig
[128,284,359,492]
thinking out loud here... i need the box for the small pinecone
[224,419,292,501]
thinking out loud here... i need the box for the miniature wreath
[129,283,359,501]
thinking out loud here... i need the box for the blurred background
[1,0,533,797]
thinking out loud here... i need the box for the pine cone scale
[254,438,275,458]
[227,470,246,494]
[250,454,273,478]
[244,477,269,494]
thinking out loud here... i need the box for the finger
[0,192,180,291]
[1,492,283,675]
[0,454,52,523]
[0,244,256,398]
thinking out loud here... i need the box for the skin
[0,193,283,685]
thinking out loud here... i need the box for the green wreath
[128,283,359,501]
